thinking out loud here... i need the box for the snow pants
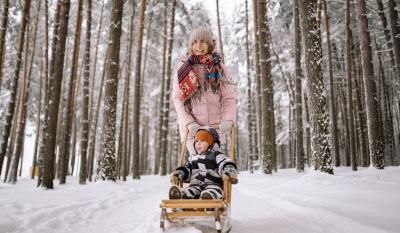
[182,183,223,199]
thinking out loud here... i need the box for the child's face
[195,139,210,154]
[192,39,209,56]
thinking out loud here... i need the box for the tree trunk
[37,0,60,187]
[0,0,31,177]
[294,0,305,172]
[322,0,340,168]
[42,0,70,188]
[32,57,44,179]
[9,0,41,183]
[216,0,224,61]
[87,1,105,181]
[160,0,177,176]
[355,0,384,168]
[257,0,276,174]
[99,0,124,181]
[245,0,254,157]
[0,0,10,91]
[155,0,168,175]
[304,93,311,166]
[345,0,357,171]
[252,0,262,157]
[299,0,333,174]
[59,0,83,184]
[376,0,396,75]
[131,0,147,179]
[388,0,400,78]
[79,0,91,184]
[351,39,369,167]
[376,40,396,166]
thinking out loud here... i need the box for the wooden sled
[159,125,236,233]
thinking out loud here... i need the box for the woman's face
[192,39,209,56]
[195,139,210,154]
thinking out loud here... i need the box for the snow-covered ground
[1,167,399,233]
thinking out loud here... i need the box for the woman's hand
[220,120,233,134]
[187,122,201,137]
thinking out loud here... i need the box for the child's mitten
[223,165,238,184]
[170,170,185,183]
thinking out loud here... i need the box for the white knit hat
[189,27,214,47]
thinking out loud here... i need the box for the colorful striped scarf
[177,52,225,112]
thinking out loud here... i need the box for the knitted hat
[189,27,214,47]
[194,129,215,146]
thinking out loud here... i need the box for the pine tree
[160,0,177,176]
[79,0,91,184]
[294,0,305,172]
[257,0,276,174]
[245,0,254,158]
[0,0,31,177]
[355,0,384,168]
[37,0,61,187]
[345,0,357,171]
[59,0,83,184]
[299,0,333,174]
[155,0,168,175]
[99,0,124,181]
[42,0,71,188]
[387,0,400,77]
[0,0,10,91]
[322,0,340,168]
[132,0,147,179]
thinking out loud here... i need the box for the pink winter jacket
[172,59,237,141]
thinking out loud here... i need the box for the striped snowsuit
[176,150,237,199]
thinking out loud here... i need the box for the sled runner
[159,125,236,233]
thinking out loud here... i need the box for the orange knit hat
[194,129,215,146]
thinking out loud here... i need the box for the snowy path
[1,167,399,233]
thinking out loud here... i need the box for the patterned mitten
[170,170,185,184]
[223,165,238,184]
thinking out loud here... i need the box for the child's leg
[200,184,223,199]
[182,185,202,199]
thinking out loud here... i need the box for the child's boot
[169,185,182,199]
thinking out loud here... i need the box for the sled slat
[160,199,225,209]
[167,211,216,218]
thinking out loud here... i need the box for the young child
[169,127,238,200]
[172,26,237,155]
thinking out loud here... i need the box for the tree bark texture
[59,0,83,185]
[355,0,384,168]
[155,0,168,175]
[0,0,31,177]
[131,0,147,179]
[294,0,305,172]
[160,0,177,176]
[79,0,91,184]
[257,0,276,174]
[299,0,333,174]
[0,0,10,91]
[99,0,123,181]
